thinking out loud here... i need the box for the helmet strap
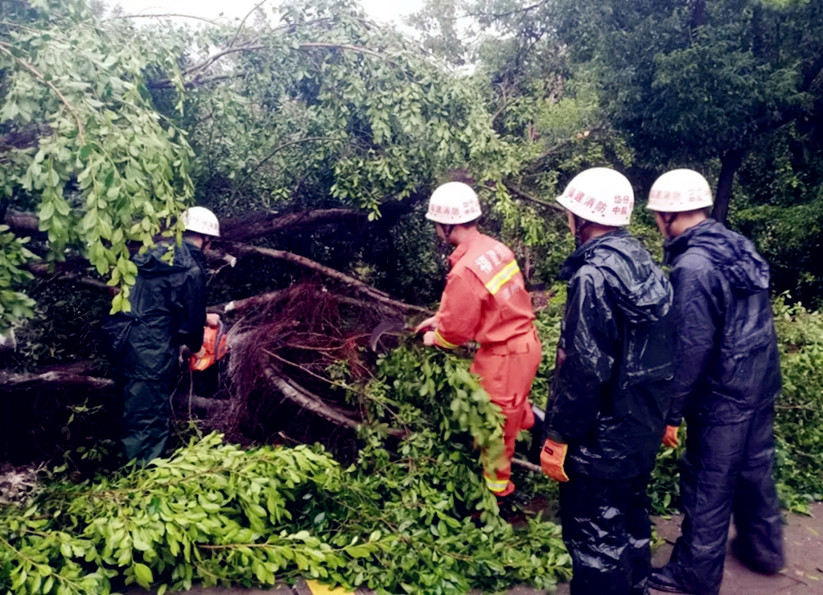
[573,215,590,248]
[441,224,455,243]
[661,213,678,238]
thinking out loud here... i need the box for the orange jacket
[434,229,536,350]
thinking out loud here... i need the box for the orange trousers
[471,330,541,497]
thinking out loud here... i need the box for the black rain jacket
[544,230,674,480]
[664,219,781,426]
[103,240,208,380]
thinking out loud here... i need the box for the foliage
[0,227,36,328]
[0,0,195,318]
[732,126,823,307]
[0,345,573,594]
[771,295,823,512]
[7,280,110,372]
[159,0,523,220]
[416,0,823,296]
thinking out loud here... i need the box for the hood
[665,219,769,294]
[561,230,672,324]
[133,240,204,277]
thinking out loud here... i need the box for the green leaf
[134,563,153,588]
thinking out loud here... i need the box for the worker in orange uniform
[415,181,542,499]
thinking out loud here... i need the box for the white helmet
[647,169,713,212]
[557,167,634,226]
[181,206,220,237]
[425,182,482,224]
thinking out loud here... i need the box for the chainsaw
[189,320,229,371]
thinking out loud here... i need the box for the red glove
[540,438,570,482]
[663,425,680,448]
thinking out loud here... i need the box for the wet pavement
[645,502,823,595]
[128,502,823,594]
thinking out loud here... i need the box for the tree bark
[712,148,746,224]
[0,370,114,391]
[220,208,366,242]
[214,286,421,318]
[511,458,541,474]
[5,208,368,244]
[26,263,113,293]
[221,242,432,315]
[4,211,40,234]
[173,393,231,417]
[261,366,407,438]
[504,183,564,212]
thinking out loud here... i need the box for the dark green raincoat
[104,240,207,463]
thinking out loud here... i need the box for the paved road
[129,502,823,595]
[646,502,823,595]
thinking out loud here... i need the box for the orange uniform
[433,228,541,497]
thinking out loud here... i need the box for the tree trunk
[219,209,366,243]
[0,370,114,391]
[712,148,745,224]
[222,243,432,315]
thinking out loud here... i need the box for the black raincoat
[544,230,674,595]
[104,240,208,463]
[654,219,784,595]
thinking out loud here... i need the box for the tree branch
[26,263,112,293]
[227,136,345,204]
[220,242,432,315]
[504,183,563,212]
[104,13,226,26]
[215,286,410,318]
[0,42,85,141]
[511,458,541,474]
[4,211,40,234]
[219,208,366,242]
[227,0,268,49]
[263,365,397,435]
[464,2,544,21]
[150,40,400,89]
[0,370,113,391]
[0,125,52,153]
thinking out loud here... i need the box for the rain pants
[656,219,784,594]
[432,228,541,497]
[103,240,208,463]
[543,230,674,595]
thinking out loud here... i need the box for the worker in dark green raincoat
[646,170,784,595]
[540,168,674,595]
[104,207,221,464]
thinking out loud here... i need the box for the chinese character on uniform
[475,256,493,274]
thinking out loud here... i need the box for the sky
[107,0,424,25]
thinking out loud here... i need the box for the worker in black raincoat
[104,207,221,464]
[646,169,784,595]
[540,168,674,595]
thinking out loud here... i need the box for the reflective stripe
[484,474,509,493]
[485,260,520,295]
[434,329,459,349]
